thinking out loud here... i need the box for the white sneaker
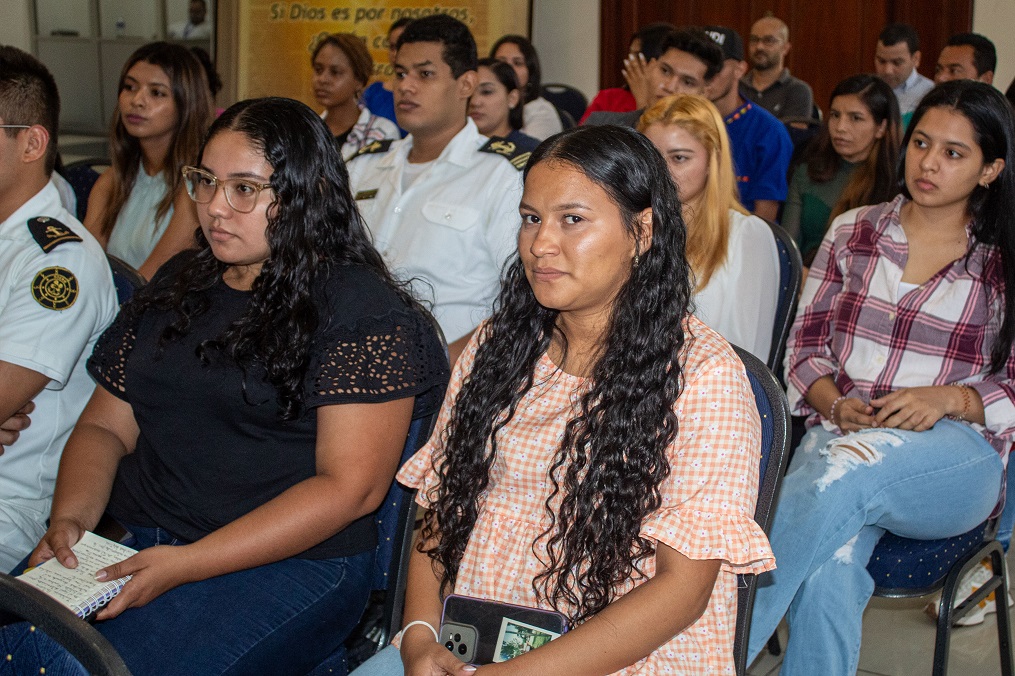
[924,558,1014,626]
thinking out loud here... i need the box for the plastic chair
[730,346,791,676]
[60,157,110,222]
[765,459,1015,675]
[0,573,131,676]
[106,254,146,305]
[765,222,803,381]
[865,500,1014,675]
[314,320,449,674]
[540,83,588,128]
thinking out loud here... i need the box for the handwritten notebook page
[18,531,137,617]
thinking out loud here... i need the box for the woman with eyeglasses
[15,97,449,675]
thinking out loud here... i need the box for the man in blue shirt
[703,26,792,222]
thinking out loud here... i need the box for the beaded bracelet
[829,395,847,427]
[954,385,972,421]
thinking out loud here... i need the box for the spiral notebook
[17,531,137,619]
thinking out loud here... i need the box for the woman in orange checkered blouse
[353,125,774,675]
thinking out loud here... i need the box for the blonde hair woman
[638,94,780,360]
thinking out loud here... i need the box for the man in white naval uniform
[346,14,524,365]
[0,47,117,570]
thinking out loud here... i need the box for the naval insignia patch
[479,137,530,171]
[31,267,79,310]
[349,139,394,160]
[28,217,82,253]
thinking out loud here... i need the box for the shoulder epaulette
[349,139,394,160]
[479,137,530,171]
[28,216,82,253]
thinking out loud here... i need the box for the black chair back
[731,346,791,676]
[766,222,803,381]
[60,158,110,222]
[540,84,588,128]
[106,254,146,305]
[0,574,131,675]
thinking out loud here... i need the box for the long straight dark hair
[899,80,1015,373]
[807,74,901,220]
[420,125,695,624]
[100,42,212,239]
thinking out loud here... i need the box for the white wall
[972,0,1014,91]
[0,0,34,51]
[531,0,600,100]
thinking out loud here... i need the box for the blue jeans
[747,419,1004,675]
[4,524,373,676]
[351,643,403,675]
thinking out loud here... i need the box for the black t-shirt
[87,254,449,559]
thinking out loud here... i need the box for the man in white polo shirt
[0,47,117,570]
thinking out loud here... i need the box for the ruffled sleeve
[640,321,775,575]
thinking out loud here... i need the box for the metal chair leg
[990,544,1014,676]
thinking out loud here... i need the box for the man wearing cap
[740,16,813,121]
[703,25,793,222]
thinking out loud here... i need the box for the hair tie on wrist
[830,395,847,427]
[403,620,440,642]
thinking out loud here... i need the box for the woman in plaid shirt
[748,80,1015,675]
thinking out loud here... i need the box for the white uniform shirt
[692,209,781,361]
[346,119,523,342]
[0,182,117,569]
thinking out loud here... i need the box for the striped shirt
[786,195,1015,458]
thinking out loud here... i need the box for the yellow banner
[238,1,529,106]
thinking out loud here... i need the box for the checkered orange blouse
[397,316,775,674]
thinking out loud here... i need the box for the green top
[782,160,857,263]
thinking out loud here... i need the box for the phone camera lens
[458,644,468,655]
[454,633,462,642]
[444,641,454,651]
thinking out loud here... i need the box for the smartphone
[439,594,569,665]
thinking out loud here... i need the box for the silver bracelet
[403,619,440,642]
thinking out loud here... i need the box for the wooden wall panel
[599,0,970,116]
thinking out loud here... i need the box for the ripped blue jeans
[747,419,1004,676]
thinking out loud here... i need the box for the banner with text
[238,1,529,106]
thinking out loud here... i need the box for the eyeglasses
[182,166,272,213]
[0,125,31,129]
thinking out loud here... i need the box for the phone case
[439,594,568,665]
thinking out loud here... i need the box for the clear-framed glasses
[181,166,272,214]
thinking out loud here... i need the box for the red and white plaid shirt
[786,195,1015,458]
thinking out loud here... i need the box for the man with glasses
[739,15,813,121]
[0,47,117,570]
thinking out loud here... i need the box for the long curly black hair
[421,125,694,624]
[125,96,412,419]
